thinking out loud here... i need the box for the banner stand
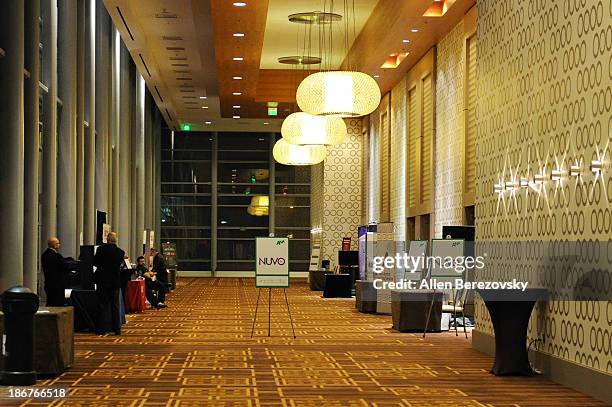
[250,287,296,338]
[250,237,296,338]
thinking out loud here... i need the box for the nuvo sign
[255,237,289,287]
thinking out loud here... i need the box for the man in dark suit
[151,247,169,285]
[93,232,125,335]
[151,248,169,307]
[136,256,167,309]
[41,237,71,306]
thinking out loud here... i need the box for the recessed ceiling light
[233,105,241,108]
[373,74,380,78]
[233,76,243,80]
[411,28,418,33]
[199,96,207,99]
[205,121,212,124]
[233,33,245,37]
[233,57,244,61]
[201,106,208,109]
[233,115,240,119]
[263,122,269,125]
[232,92,242,96]
[233,2,247,6]
[402,39,410,43]
[258,138,265,141]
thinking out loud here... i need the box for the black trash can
[1,286,39,385]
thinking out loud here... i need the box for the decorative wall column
[76,0,85,248]
[23,0,41,291]
[57,0,78,257]
[0,0,25,292]
[41,0,58,250]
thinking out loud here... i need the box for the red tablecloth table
[125,279,146,313]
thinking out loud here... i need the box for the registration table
[477,288,548,376]
[69,289,126,332]
[125,279,146,313]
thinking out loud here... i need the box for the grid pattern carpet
[6,278,605,406]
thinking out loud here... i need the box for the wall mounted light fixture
[590,159,603,174]
[534,172,546,184]
[505,180,518,190]
[519,177,529,188]
[551,168,564,182]
[569,164,581,177]
[493,182,504,194]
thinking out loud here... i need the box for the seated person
[135,256,168,309]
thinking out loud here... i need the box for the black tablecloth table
[391,289,443,332]
[355,280,377,313]
[477,288,548,376]
[309,269,331,291]
[70,289,126,332]
[323,274,352,298]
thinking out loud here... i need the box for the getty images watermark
[371,251,530,292]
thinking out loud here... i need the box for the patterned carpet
[6,278,605,406]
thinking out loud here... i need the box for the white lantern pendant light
[281,112,347,146]
[273,139,327,166]
[296,71,381,117]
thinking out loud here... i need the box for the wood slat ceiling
[105,0,477,129]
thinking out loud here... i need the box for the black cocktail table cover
[477,288,548,376]
[323,274,352,298]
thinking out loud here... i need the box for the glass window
[160,130,311,272]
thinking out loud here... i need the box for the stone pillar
[0,0,25,292]
[94,0,110,216]
[135,74,146,255]
[24,0,41,291]
[144,91,154,229]
[117,42,132,253]
[76,0,85,248]
[110,28,120,229]
[57,0,78,257]
[41,0,58,251]
[83,0,96,244]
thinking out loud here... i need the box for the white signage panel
[428,239,465,283]
[256,237,289,288]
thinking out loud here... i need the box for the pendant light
[273,139,327,166]
[296,71,381,117]
[295,0,381,117]
[281,112,347,146]
[280,11,347,147]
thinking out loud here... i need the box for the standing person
[93,232,125,335]
[41,237,72,306]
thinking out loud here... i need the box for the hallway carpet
[10,278,604,406]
